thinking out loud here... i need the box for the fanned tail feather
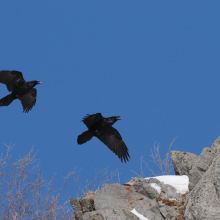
[77,130,93,144]
[0,94,15,106]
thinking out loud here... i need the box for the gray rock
[146,177,184,202]
[82,209,140,220]
[70,178,187,220]
[156,183,185,220]
[146,177,162,185]
[133,181,159,199]
[188,147,214,190]
[171,146,215,190]
[94,183,161,219]
[70,198,95,220]
[160,184,183,201]
[123,209,141,220]
[171,151,198,176]
[183,137,220,220]
[70,137,220,220]
[158,202,178,220]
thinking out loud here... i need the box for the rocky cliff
[172,137,220,220]
[70,137,220,220]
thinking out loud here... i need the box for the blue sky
[1,1,220,200]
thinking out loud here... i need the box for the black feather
[0,70,42,113]
[77,113,130,163]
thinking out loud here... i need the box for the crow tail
[0,94,15,106]
[77,130,93,144]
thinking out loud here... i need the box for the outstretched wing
[95,125,130,163]
[82,113,103,128]
[0,70,25,91]
[18,88,37,113]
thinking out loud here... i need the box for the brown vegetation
[0,145,75,220]
[132,137,177,177]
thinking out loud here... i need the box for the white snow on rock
[131,209,149,220]
[130,175,189,219]
[146,175,189,194]
[150,183,161,194]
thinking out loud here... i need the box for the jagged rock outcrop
[70,177,187,220]
[171,137,220,220]
[70,137,220,220]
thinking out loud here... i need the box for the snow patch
[150,183,161,194]
[131,208,149,220]
[146,175,189,194]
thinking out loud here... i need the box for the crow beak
[37,81,43,84]
[116,116,121,120]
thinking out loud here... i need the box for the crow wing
[0,70,25,92]
[18,88,37,113]
[95,125,130,163]
[82,113,103,128]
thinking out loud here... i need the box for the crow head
[105,116,121,125]
[30,80,43,88]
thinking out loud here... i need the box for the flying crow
[0,70,42,113]
[77,113,130,163]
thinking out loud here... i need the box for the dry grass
[73,167,121,198]
[132,137,177,178]
[0,144,76,220]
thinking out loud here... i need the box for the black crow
[0,70,42,113]
[77,113,130,163]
